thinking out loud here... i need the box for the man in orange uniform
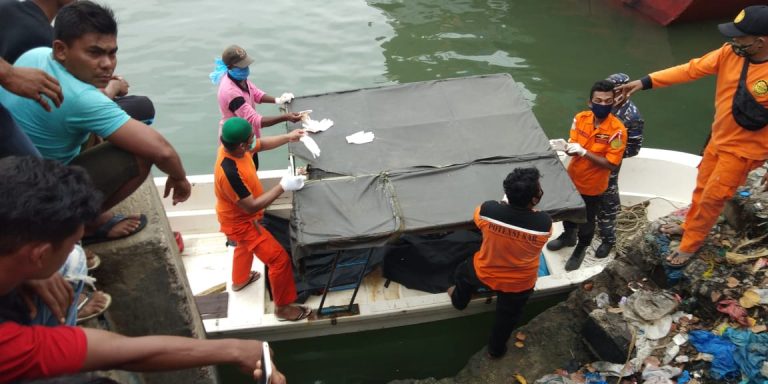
[214,117,312,321]
[547,80,627,271]
[448,167,552,359]
[618,5,768,268]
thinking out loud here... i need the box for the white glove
[300,135,321,158]
[302,118,333,133]
[280,173,306,192]
[274,92,295,104]
[566,142,587,157]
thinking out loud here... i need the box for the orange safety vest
[650,43,768,160]
[213,142,264,239]
[472,206,552,293]
[567,111,627,196]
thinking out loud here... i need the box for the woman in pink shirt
[211,45,302,139]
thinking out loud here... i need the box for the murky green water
[104,0,726,175]
[98,0,735,382]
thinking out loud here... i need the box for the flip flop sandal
[82,213,148,245]
[77,291,112,324]
[278,306,312,322]
[662,251,695,269]
[232,271,261,292]
[86,251,101,271]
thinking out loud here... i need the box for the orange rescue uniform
[214,143,297,306]
[649,44,768,253]
[472,206,552,292]
[567,111,627,196]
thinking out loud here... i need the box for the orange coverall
[649,44,768,253]
[214,144,297,306]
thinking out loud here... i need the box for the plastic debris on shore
[533,165,768,384]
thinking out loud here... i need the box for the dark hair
[589,79,615,100]
[503,167,541,208]
[220,137,242,152]
[54,1,117,45]
[0,157,102,254]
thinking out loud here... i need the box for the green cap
[221,117,252,144]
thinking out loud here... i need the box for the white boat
[156,75,701,341]
[156,147,699,341]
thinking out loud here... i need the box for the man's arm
[236,185,285,215]
[582,151,618,171]
[0,58,62,111]
[260,113,303,129]
[105,119,191,205]
[82,328,286,383]
[258,129,305,152]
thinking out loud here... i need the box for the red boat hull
[620,0,766,25]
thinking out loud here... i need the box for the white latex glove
[280,172,306,192]
[302,118,333,133]
[300,135,321,158]
[566,142,587,157]
[274,92,295,104]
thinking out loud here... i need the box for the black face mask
[730,41,756,57]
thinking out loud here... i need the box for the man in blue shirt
[0,1,191,241]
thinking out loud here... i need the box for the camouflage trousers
[597,164,621,245]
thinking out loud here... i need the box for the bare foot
[447,285,455,298]
[88,212,143,239]
[660,223,684,236]
[77,291,112,323]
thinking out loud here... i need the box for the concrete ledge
[87,177,217,384]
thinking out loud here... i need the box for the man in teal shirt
[0,1,191,241]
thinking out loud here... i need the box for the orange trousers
[679,146,763,253]
[232,226,297,306]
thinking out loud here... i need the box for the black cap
[718,5,768,37]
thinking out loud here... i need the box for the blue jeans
[0,103,40,158]
[30,245,88,326]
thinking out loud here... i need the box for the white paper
[300,135,321,158]
[346,130,374,144]
[549,138,568,152]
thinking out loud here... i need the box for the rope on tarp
[379,171,406,243]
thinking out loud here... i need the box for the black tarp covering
[286,74,585,262]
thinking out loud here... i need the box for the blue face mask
[591,103,613,119]
[228,66,250,81]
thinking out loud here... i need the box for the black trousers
[563,194,603,247]
[450,258,533,358]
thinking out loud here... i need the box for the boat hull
[618,0,765,26]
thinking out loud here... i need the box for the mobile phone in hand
[260,341,272,384]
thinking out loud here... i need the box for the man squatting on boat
[448,167,553,359]
[547,80,628,271]
[0,156,286,383]
[617,5,768,269]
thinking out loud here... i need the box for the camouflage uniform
[597,73,644,246]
